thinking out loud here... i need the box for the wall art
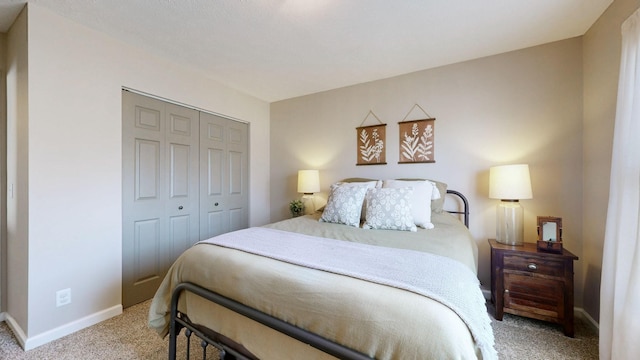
[398,118,435,163]
[356,124,387,165]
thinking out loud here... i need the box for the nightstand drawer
[503,254,564,277]
[504,273,563,319]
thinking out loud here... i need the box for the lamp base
[496,200,524,246]
[301,194,316,215]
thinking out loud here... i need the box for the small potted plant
[289,199,304,217]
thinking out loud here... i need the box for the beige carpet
[0,300,598,359]
[487,305,598,360]
[0,300,213,360]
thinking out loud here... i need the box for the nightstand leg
[493,264,504,321]
[495,303,504,321]
[563,326,574,337]
[563,313,575,337]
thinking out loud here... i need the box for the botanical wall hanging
[356,110,387,165]
[398,104,435,163]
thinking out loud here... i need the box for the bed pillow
[319,183,369,227]
[383,179,436,229]
[429,180,447,213]
[395,178,447,213]
[334,180,380,220]
[363,188,417,232]
[339,179,382,188]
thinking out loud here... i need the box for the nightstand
[489,239,579,337]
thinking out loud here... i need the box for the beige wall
[5,6,29,336]
[0,30,7,314]
[4,3,271,349]
[271,38,584,300]
[582,0,640,322]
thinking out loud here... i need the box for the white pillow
[319,184,369,227]
[363,188,417,232]
[335,180,382,188]
[382,180,435,229]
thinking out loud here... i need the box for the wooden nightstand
[489,239,579,337]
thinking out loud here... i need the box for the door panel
[169,143,190,197]
[135,140,160,199]
[163,103,199,257]
[200,113,228,239]
[199,112,248,240]
[229,151,243,195]
[169,214,191,260]
[123,91,199,308]
[206,211,225,238]
[229,208,245,232]
[133,218,161,284]
[207,148,224,196]
[226,120,249,232]
[123,93,167,307]
[170,113,192,136]
[136,106,161,130]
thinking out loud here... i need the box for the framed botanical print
[398,118,435,163]
[356,124,387,165]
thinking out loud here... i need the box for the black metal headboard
[446,190,469,228]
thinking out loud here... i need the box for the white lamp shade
[489,164,533,200]
[297,170,320,194]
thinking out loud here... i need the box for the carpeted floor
[0,300,598,359]
[487,304,598,359]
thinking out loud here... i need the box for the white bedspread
[199,227,496,359]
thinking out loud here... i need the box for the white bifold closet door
[122,90,248,308]
[199,112,249,239]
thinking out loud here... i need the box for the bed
[148,179,496,359]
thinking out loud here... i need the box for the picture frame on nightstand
[537,216,563,253]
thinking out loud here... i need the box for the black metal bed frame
[168,190,470,360]
[445,189,469,228]
[169,282,373,360]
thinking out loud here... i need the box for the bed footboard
[169,282,374,360]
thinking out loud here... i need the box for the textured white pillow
[383,179,435,229]
[319,184,369,227]
[363,188,417,232]
[334,181,380,220]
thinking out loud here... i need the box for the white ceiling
[0,0,613,102]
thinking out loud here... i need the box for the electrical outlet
[56,288,71,307]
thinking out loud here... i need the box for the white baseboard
[5,305,122,351]
[4,313,28,349]
[575,307,599,334]
[0,311,6,322]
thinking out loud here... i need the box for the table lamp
[489,164,533,245]
[298,170,320,215]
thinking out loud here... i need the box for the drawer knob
[504,289,509,293]
[528,263,538,270]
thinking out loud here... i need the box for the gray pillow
[319,184,368,227]
[363,187,417,232]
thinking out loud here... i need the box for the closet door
[165,103,200,258]
[122,91,199,308]
[199,112,249,239]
